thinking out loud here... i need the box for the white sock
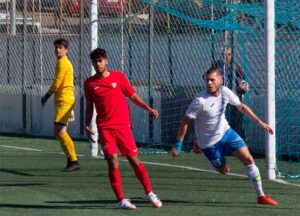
[89,135,99,157]
[245,163,265,197]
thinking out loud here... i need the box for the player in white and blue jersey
[171,66,278,206]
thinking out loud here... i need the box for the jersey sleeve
[84,80,93,102]
[185,98,202,119]
[49,61,66,94]
[224,86,241,106]
[120,72,135,97]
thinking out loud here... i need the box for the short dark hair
[206,66,222,77]
[54,38,68,49]
[90,48,107,60]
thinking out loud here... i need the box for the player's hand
[85,126,95,142]
[68,110,75,122]
[171,141,183,158]
[259,121,274,135]
[171,147,179,158]
[149,108,159,119]
[192,140,201,154]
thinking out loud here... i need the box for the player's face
[206,72,223,95]
[54,44,68,58]
[92,57,108,74]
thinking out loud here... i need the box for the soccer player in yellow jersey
[41,38,80,172]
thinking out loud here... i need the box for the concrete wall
[0,86,162,144]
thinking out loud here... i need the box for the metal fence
[0,1,300,177]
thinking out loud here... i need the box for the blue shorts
[201,128,246,169]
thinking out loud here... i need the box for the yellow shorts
[54,100,75,125]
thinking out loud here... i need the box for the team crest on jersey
[111,82,117,88]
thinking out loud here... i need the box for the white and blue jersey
[186,86,241,149]
[185,86,245,168]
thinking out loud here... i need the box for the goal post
[88,0,99,156]
[264,0,276,180]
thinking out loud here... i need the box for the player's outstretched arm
[84,100,95,142]
[171,116,192,158]
[130,93,158,118]
[237,103,274,135]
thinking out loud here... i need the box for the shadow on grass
[130,198,296,210]
[45,200,115,205]
[0,183,46,187]
[0,168,34,176]
[44,198,196,208]
[1,199,296,210]
[0,202,116,210]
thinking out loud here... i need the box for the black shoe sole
[63,165,80,172]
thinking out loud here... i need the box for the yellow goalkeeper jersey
[49,55,75,103]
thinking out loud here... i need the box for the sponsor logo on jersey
[112,83,117,88]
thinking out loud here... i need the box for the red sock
[108,168,124,201]
[133,163,152,194]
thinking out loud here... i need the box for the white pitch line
[115,157,300,187]
[0,145,85,156]
[1,144,299,187]
[136,160,247,178]
[0,145,43,152]
[141,161,300,187]
[273,179,300,187]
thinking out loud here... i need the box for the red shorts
[98,125,138,157]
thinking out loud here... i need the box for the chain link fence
[0,0,299,177]
[0,0,90,136]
